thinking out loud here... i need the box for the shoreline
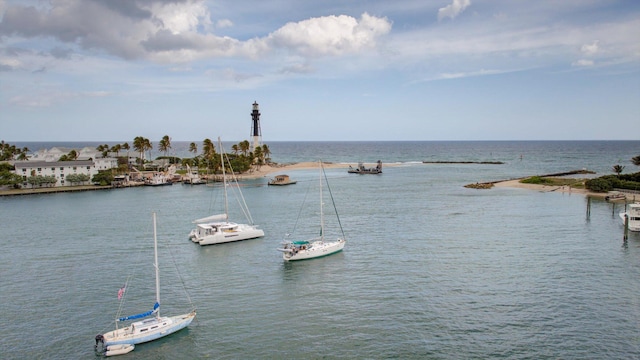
[493,179,639,202]
[2,161,637,202]
[0,161,365,196]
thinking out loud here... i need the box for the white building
[13,160,110,188]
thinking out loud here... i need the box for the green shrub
[585,177,614,192]
[521,176,551,185]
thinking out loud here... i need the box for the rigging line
[155,209,196,312]
[222,147,256,224]
[322,163,346,240]
[290,174,313,237]
[114,274,133,322]
[165,243,197,312]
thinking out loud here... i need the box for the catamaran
[189,137,264,245]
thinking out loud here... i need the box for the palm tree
[632,155,640,167]
[96,144,107,158]
[122,142,130,167]
[231,144,239,155]
[110,144,122,158]
[261,144,271,164]
[612,164,625,177]
[133,136,152,168]
[158,135,171,157]
[68,149,79,160]
[253,146,264,169]
[202,138,216,170]
[189,142,197,155]
[239,140,250,156]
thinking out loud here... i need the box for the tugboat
[348,160,382,174]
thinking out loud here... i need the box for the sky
[0,0,639,142]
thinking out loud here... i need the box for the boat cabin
[195,222,239,237]
[268,174,296,186]
[130,317,172,335]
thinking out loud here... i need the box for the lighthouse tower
[250,101,262,150]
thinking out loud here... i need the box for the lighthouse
[250,101,262,151]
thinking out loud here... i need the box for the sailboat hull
[102,311,196,346]
[280,238,345,261]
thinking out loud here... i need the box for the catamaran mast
[152,212,160,318]
[218,137,229,221]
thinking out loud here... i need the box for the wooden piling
[624,214,629,241]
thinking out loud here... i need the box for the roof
[13,160,95,168]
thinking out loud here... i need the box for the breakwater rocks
[464,169,596,190]
[423,161,504,164]
[465,182,496,189]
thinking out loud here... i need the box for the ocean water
[1,141,639,359]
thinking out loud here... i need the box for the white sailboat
[189,137,265,245]
[278,161,346,261]
[95,212,196,356]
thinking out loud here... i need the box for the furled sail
[193,214,227,223]
[117,302,159,322]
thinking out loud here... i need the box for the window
[60,167,64,171]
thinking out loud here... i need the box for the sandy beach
[493,178,627,200]
[235,161,370,180]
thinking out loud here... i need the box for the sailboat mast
[319,160,324,241]
[218,137,229,221]
[153,212,160,318]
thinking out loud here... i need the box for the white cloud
[216,19,233,29]
[581,40,599,56]
[267,13,391,57]
[438,0,471,21]
[151,1,212,34]
[572,59,594,67]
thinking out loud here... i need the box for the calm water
[1,141,639,359]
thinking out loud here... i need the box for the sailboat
[95,212,196,356]
[189,137,265,246]
[277,161,346,261]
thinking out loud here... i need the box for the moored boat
[104,344,134,356]
[348,160,382,174]
[189,137,264,245]
[268,174,297,186]
[95,212,196,356]
[278,160,346,261]
[619,202,640,232]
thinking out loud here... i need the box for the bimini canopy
[118,302,159,322]
[192,214,227,224]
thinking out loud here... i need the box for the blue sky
[1,0,638,142]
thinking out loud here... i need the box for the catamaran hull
[280,239,345,261]
[198,228,265,246]
[101,312,196,347]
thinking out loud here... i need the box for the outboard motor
[94,334,105,353]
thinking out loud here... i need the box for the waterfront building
[12,160,113,188]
